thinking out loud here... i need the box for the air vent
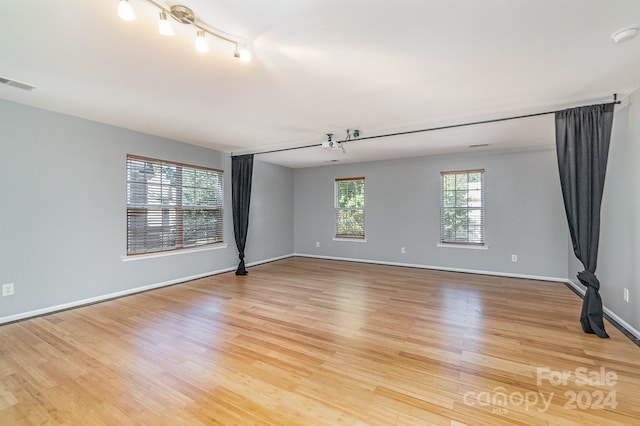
[0,76,38,91]
[469,143,490,148]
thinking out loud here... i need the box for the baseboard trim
[0,253,295,326]
[247,253,294,267]
[564,279,640,345]
[5,253,637,348]
[294,253,567,283]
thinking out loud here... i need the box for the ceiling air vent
[0,76,38,91]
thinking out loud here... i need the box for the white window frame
[440,169,485,246]
[126,155,224,256]
[334,177,365,240]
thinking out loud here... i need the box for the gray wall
[0,99,293,321]
[294,148,569,279]
[568,89,640,334]
[245,159,294,262]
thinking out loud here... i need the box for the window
[440,169,484,245]
[335,177,365,239]
[126,155,223,255]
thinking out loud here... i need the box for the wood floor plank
[1,257,639,425]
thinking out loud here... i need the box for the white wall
[294,148,569,279]
[0,99,293,322]
[568,90,640,335]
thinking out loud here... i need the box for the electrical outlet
[316,241,320,248]
[624,288,629,303]
[2,283,14,297]
[511,254,518,262]
[401,247,406,254]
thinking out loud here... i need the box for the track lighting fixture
[234,44,252,62]
[158,11,174,36]
[195,30,209,53]
[118,0,136,21]
[117,1,251,61]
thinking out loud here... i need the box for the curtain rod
[232,95,621,157]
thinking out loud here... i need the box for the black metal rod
[233,96,621,157]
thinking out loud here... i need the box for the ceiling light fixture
[117,1,251,61]
[611,26,639,43]
[158,11,174,36]
[195,30,209,52]
[118,0,136,21]
[234,43,251,62]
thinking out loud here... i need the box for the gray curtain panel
[232,154,254,275]
[555,103,614,338]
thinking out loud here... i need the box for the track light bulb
[158,11,174,36]
[238,48,251,62]
[195,30,209,53]
[118,0,136,21]
[234,45,252,62]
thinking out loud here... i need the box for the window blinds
[440,169,485,245]
[335,177,365,238]
[126,155,224,255]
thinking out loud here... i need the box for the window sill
[333,238,367,243]
[122,244,229,262]
[437,243,488,250]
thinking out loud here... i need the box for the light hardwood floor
[1,257,639,425]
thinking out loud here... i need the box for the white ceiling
[1,0,639,168]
